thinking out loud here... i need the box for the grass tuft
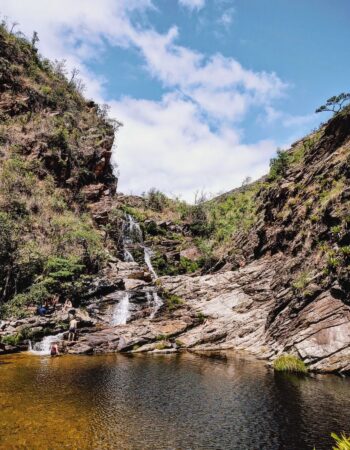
[332,433,350,450]
[273,354,308,373]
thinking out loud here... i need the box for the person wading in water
[50,342,60,357]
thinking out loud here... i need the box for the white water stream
[144,247,158,280]
[119,214,163,322]
[111,293,130,325]
[28,333,64,356]
[123,214,159,280]
[150,292,163,319]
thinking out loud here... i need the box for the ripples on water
[0,351,349,449]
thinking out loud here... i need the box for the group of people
[34,295,79,357]
[49,315,78,357]
[37,296,74,317]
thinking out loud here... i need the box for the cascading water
[29,333,64,356]
[123,214,158,280]
[111,293,130,325]
[150,292,163,319]
[121,214,163,319]
[124,249,134,262]
[144,247,158,280]
[124,214,143,244]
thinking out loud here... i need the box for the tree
[31,31,39,48]
[315,93,350,114]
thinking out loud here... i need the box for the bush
[145,188,169,212]
[268,149,290,181]
[273,354,308,373]
[1,334,22,346]
[292,271,312,293]
[45,256,85,280]
[166,294,184,311]
[179,257,200,273]
[196,312,206,323]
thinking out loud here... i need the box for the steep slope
[158,110,350,372]
[0,24,118,317]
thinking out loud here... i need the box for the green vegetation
[166,294,184,311]
[331,433,350,450]
[155,341,168,350]
[292,271,313,293]
[144,188,169,212]
[1,334,22,346]
[196,312,206,323]
[316,93,350,115]
[268,149,290,181]
[0,22,114,319]
[273,354,308,374]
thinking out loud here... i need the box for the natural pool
[0,351,349,449]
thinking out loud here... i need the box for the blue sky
[1,0,349,200]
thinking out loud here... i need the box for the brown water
[0,351,349,450]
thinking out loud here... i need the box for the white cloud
[262,106,318,129]
[110,94,276,201]
[178,0,205,11]
[0,0,288,200]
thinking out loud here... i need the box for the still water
[0,351,349,449]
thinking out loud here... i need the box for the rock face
[67,109,350,374]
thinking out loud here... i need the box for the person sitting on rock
[37,305,47,316]
[68,317,78,341]
[50,342,59,357]
[52,295,59,310]
[63,299,73,311]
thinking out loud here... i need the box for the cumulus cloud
[0,0,287,200]
[109,93,276,200]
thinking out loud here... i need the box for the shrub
[166,294,184,311]
[156,334,168,341]
[273,354,308,373]
[179,257,200,273]
[292,271,312,292]
[48,126,69,150]
[196,312,206,323]
[145,188,169,212]
[1,334,22,346]
[45,256,85,280]
[268,149,290,181]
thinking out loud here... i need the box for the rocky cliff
[1,24,349,373]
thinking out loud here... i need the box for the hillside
[0,24,349,373]
[0,24,119,318]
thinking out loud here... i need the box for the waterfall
[29,333,64,356]
[124,249,134,262]
[150,292,163,319]
[123,214,158,279]
[124,214,143,243]
[121,214,162,320]
[111,293,130,325]
[144,247,158,280]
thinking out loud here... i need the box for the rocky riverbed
[2,252,349,374]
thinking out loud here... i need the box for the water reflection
[0,352,349,449]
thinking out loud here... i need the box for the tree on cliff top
[316,93,350,115]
